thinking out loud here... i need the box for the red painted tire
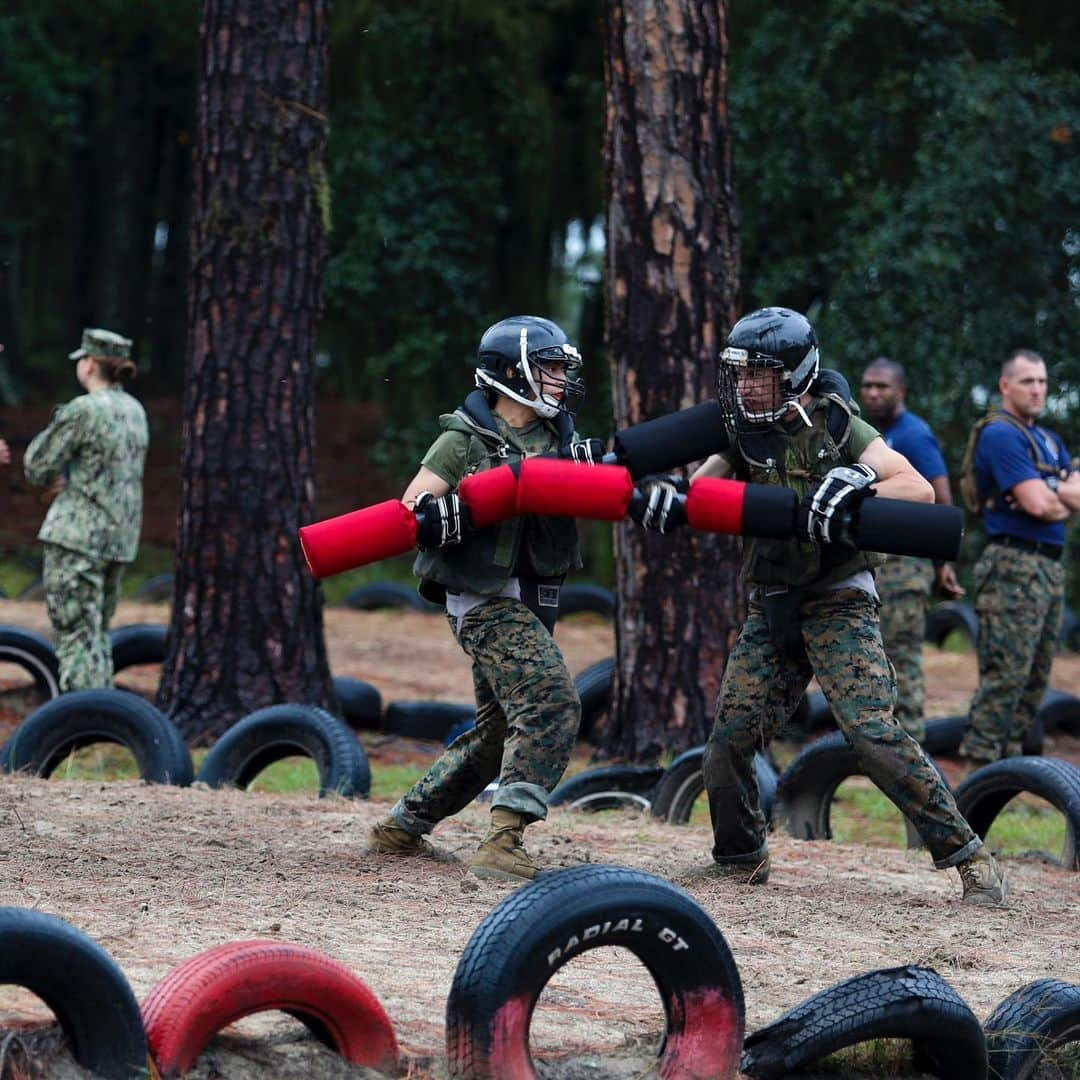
[142,940,399,1077]
[446,865,744,1079]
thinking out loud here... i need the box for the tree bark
[603,0,743,762]
[157,0,334,744]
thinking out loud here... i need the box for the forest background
[0,0,1078,592]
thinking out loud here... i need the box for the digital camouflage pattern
[962,544,1064,762]
[24,387,148,562]
[876,555,934,741]
[702,588,980,868]
[43,544,124,690]
[389,597,580,831]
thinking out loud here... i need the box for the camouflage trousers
[391,596,581,832]
[876,556,934,741]
[702,588,979,868]
[962,543,1064,764]
[43,543,125,692]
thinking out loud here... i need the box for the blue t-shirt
[881,410,947,483]
[975,415,1071,545]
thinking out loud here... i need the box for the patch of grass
[247,756,322,795]
[811,1038,914,1075]
[983,792,1067,860]
[367,762,428,801]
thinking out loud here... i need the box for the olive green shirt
[421,414,559,488]
[24,386,149,562]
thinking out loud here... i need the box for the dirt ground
[1,599,1079,1079]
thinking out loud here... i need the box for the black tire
[775,731,947,843]
[196,704,371,798]
[3,689,193,785]
[922,714,1044,758]
[548,764,665,812]
[1038,689,1080,737]
[445,865,745,1079]
[925,600,979,647]
[17,576,46,602]
[953,757,1080,870]
[649,747,778,825]
[109,623,168,672]
[804,689,836,732]
[741,964,987,1079]
[383,700,476,742]
[985,978,1080,1080]
[341,581,436,612]
[557,583,616,618]
[0,625,61,699]
[133,571,175,603]
[445,716,476,746]
[332,676,382,731]
[574,655,614,743]
[0,906,148,1077]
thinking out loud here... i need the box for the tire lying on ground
[196,704,370,798]
[921,714,1043,758]
[984,978,1080,1080]
[341,581,437,612]
[557,583,616,619]
[0,625,61,700]
[142,940,399,1078]
[332,675,382,731]
[445,715,477,746]
[741,965,987,1079]
[548,763,665,812]
[649,747,778,825]
[925,600,979,647]
[0,907,148,1079]
[383,700,477,742]
[953,757,1080,870]
[109,623,168,672]
[574,655,614,743]
[774,731,947,843]
[1037,688,1080,737]
[445,865,744,1079]
[133,571,175,603]
[2,689,193,785]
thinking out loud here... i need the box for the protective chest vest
[413,394,582,597]
[736,398,883,588]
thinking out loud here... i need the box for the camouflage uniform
[702,399,980,869]
[387,402,582,831]
[24,330,148,691]
[963,543,1064,762]
[875,555,934,741]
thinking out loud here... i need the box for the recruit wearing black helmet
[717,307,820,432]
[475,316,586,419]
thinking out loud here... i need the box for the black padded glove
[560,438,606,465]
[629,475,689,534]
[414,491,470,550]
[799,464,877,543]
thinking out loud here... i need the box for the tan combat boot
[467,808,538,883]
[368,819,437,857]
[957,846,1008,906]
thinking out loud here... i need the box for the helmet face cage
[476,323,586,418]
[717,342,820,431]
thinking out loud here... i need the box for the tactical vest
[735,396,884,588]
[413,393,582,599]
[959,409,1062,514]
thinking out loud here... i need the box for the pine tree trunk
[157,0,334,744]
[602,0,743,762]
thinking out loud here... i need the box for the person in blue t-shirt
[860,358,963,741]
[960,349,1080,764]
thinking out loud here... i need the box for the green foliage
[730,1,1080,455]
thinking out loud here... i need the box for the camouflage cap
[69,327,133,361]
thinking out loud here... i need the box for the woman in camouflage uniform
[24,328,148,691]
[369,316,604,883]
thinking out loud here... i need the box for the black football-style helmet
[475,315,585,419]
[718,307,820,429]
